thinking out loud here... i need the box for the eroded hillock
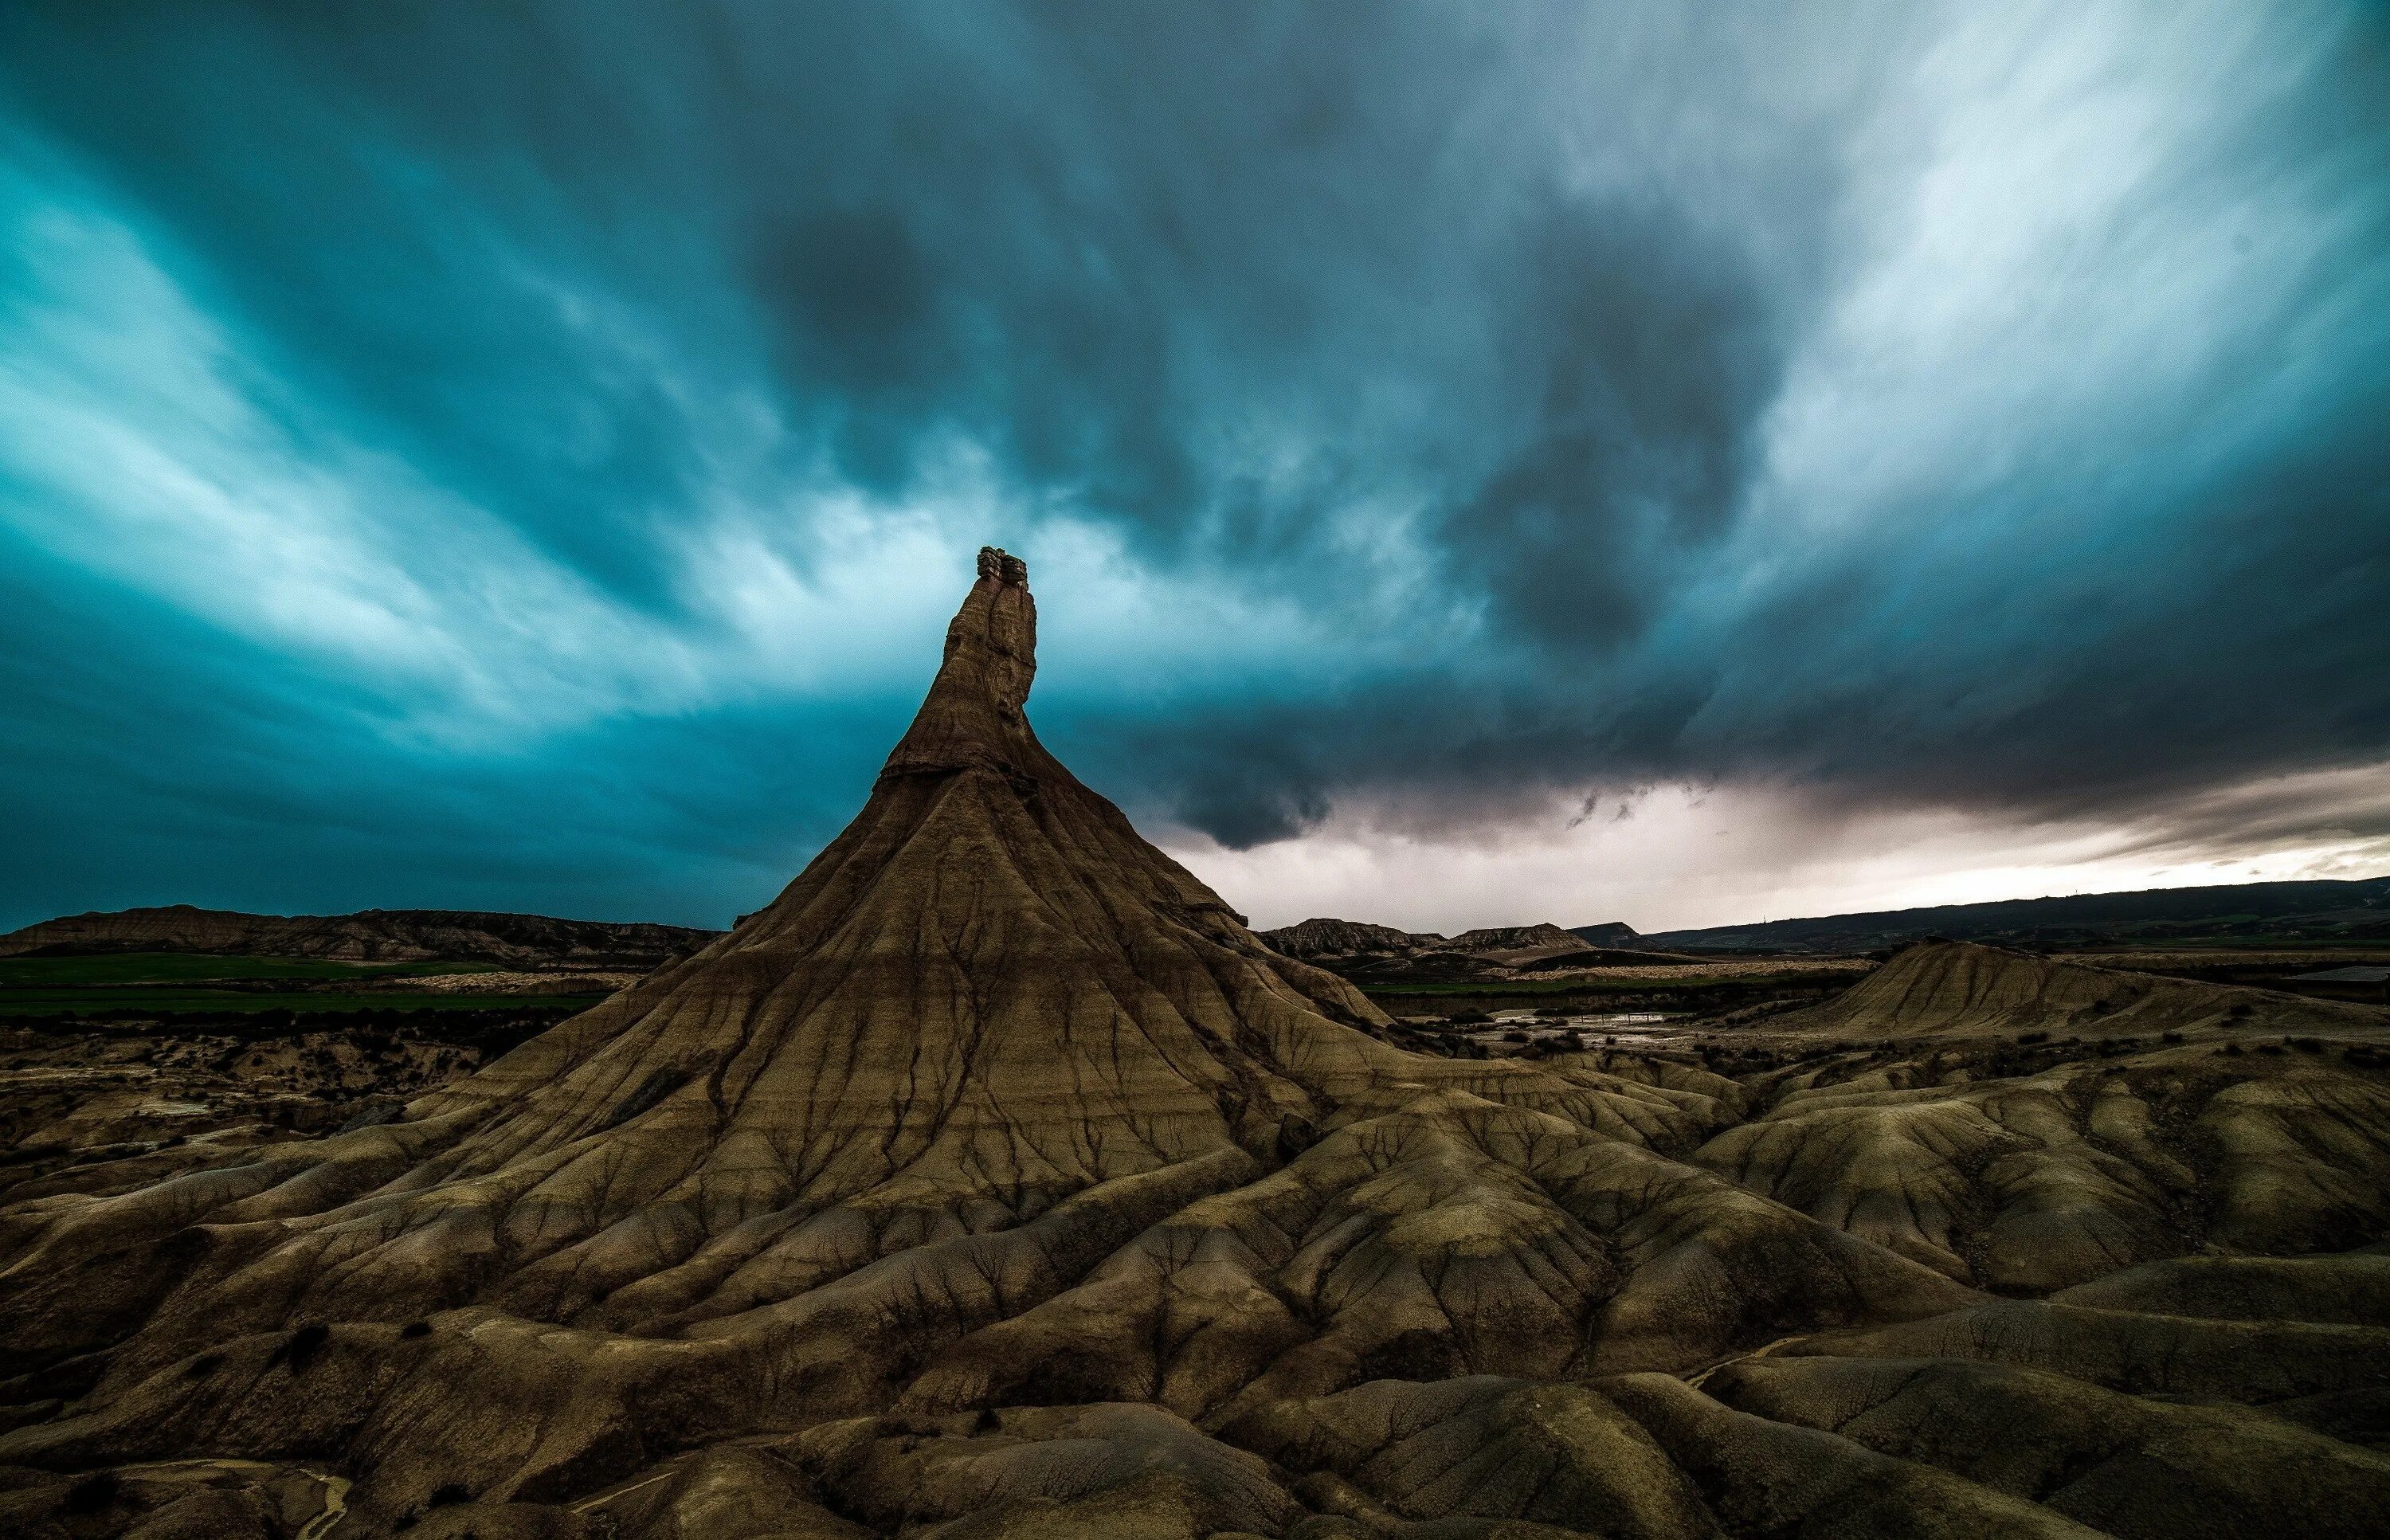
[3,552,2388,1538]
[1770,938,2375,1040]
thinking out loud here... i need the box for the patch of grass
[0,952,560,1017]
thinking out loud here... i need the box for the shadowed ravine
[5,552,2389,1538]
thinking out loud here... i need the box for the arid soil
[3,552,2387,1539]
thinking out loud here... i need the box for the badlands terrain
[4,551,2389,1539]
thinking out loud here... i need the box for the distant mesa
[1263,915,1689,983]
[1571,919,1644,949]
[4,548,2390,1538]
[1256,916,1448,959]
[1260,919,1601,963]
[1445,922,1589,957]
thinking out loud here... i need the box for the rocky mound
[1262,918,1609,984]
[1769,938,2378,1040]
[1443,924,1581,953]
[1257,918,1447,961]
[0,906,721,969]
[2,552,2388,1538]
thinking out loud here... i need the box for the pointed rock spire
[885,546,1042,781]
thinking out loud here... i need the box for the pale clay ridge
[3,551,2389,1538]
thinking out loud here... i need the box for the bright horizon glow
[1173,766,2390,935]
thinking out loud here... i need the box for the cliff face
[3,552,2388,1539]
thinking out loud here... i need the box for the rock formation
[1443,925,1586,957]
[1257,918,1448,961]
[3,551,2388,1538]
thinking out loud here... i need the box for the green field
[0,990,601,1016]
[0,952,594,1018]
[0,954,496,986]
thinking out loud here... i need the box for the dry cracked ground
[6,551,2390,1540]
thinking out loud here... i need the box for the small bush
[2018,1031,2051,1046]
[400,1319,432,1339]
[428,1483,471,1508]
[184,1353,224,1379]
[63,1472,121,1515]
[270,1322,331,1372]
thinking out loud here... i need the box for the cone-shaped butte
[25,551,2278,1534]
[407,542,1393,1253]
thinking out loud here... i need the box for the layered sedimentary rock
[4,551,2388,1538]
[1260,918,1614,983]
[1257,919,1448,961]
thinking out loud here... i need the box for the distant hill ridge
[1256,917,1445,959]
[1260,918,1638,961]
[1641,876,2390,954]
[1769,938,2375,1038]
[0,903,723,969]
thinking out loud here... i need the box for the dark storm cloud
[0,0,2384,929]
[1444,201,1791,651]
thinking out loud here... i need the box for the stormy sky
[2,1,2387,935]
